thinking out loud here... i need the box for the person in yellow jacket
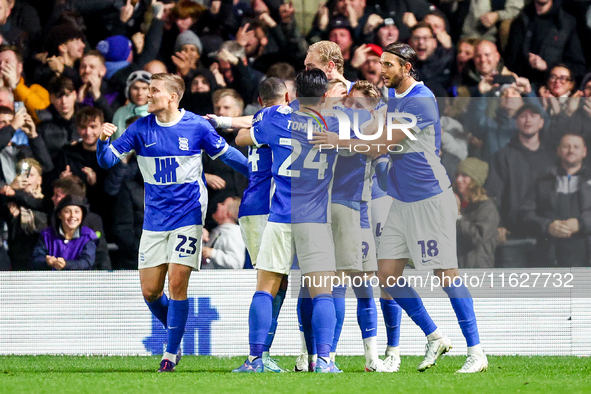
[0,45,49,124]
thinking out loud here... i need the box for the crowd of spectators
[0,0,590,270]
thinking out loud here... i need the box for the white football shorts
[256,222,336,275]
[361,227,378,272]
[370,195,393,250]
[138,225,203,270]
[331,203,363,272]
[239,214,269,267]
[377,188,458,270]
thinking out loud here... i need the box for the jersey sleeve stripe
[210,143,229,160]
[109,144,125,160]
[250,127,261,147]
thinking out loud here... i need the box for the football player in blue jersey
[232,69,342,373]
[235,78,291,373]
[313,44,487,373]
[369,157,403,368]
[305,41,351,91]
[96,73,248,372]
[324,81,398,372]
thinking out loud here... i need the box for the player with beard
[313,43,488,373]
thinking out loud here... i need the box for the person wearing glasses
[543,71,591,152]
[505,0,586,88]
[407,22,454,98]
[539,64,577,101]
[539,64,579,147]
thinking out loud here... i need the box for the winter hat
[97,35,132,62]
[456,158,489,187]
[125,70,152,99]
[55,194,89,224]
[174,30,203,55]
[329,15,354,37]
[44,24,86,57]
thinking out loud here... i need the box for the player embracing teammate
[313,43,488,373]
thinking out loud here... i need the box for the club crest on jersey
[179,137,189,151]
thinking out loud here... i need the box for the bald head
[0,0,10,26]
[144,60,168,75]
[474,40,500,77]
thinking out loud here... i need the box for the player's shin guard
[443,279,480,347]
[384,283,437,336]
[264,287,286,352]
[249,291,274,358]
[380,298,402,348]
[145,293,169,328]
[353,283,377,339]
[312,294,336,359]
[299,286,316,356]
[331,285,347,353]
[165,299,189,355]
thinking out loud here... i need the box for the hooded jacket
[485,136,555,235]
[504,0,586,86]
[518,165,591,266]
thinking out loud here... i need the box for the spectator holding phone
[0,158,47,270]
[460,40,524,97]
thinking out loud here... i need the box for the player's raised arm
[205,114,254,130]
[235,127,255,147]
[97,123,121,169]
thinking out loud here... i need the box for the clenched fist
[100,123,118,141]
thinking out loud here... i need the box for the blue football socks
[380,298,402,347]
[443,279,480,347]
[298,286,316,355]
[312,293,336,358]
[165,299,189,354]
[384,283,437,336]
[264,287,286,352]
[248,291,274,358]
[353,282,378,339]
[331,285,347,352]
[145,293,169,328]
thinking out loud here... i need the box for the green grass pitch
[1,355,590,393]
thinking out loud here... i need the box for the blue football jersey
[238,144,273,218]
[360,202,370,229]
[108,109,227,231]
[386,82,451,202]
[371,173,388,199]
[331,104,372,206]
[250,102,339,224]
